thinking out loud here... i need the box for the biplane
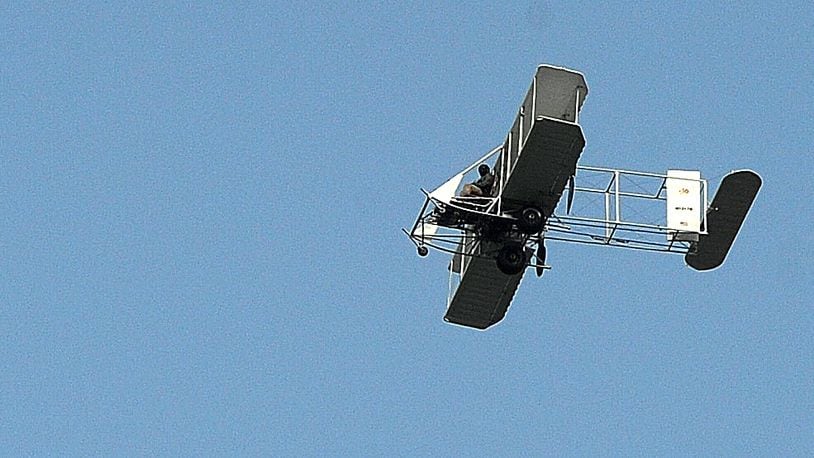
[404,65,761,330]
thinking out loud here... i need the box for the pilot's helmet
[478,164,490,176]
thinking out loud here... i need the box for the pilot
[461,164,495,197]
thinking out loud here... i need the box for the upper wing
[494,65,588,216]
[500,118,586,217]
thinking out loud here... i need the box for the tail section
[685,170,761,271]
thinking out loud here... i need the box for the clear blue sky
[2,2,812,455]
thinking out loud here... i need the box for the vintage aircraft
[404,65,761,330]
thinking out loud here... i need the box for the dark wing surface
[685,170,761,271]
[444,243,529,330]
[500,118,585,217]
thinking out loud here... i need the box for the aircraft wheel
[496,244,526,275]
[417,246,429,257]
[518,207,544,233]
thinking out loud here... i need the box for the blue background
[2,2,812,455]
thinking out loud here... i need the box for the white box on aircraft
[666,170,701,241]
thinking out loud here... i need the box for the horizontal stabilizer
[685,170,761,271]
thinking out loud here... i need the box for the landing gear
[517,207,544,234]
[496,244,526,275]
[417,245,429,257]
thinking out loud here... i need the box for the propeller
[535,236,547,277]
[566,175,575,215]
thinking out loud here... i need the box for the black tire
[517,207,544,233]
[417,246,429,257]
[496,244,526,275]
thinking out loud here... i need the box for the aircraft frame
[403,64,761,330]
